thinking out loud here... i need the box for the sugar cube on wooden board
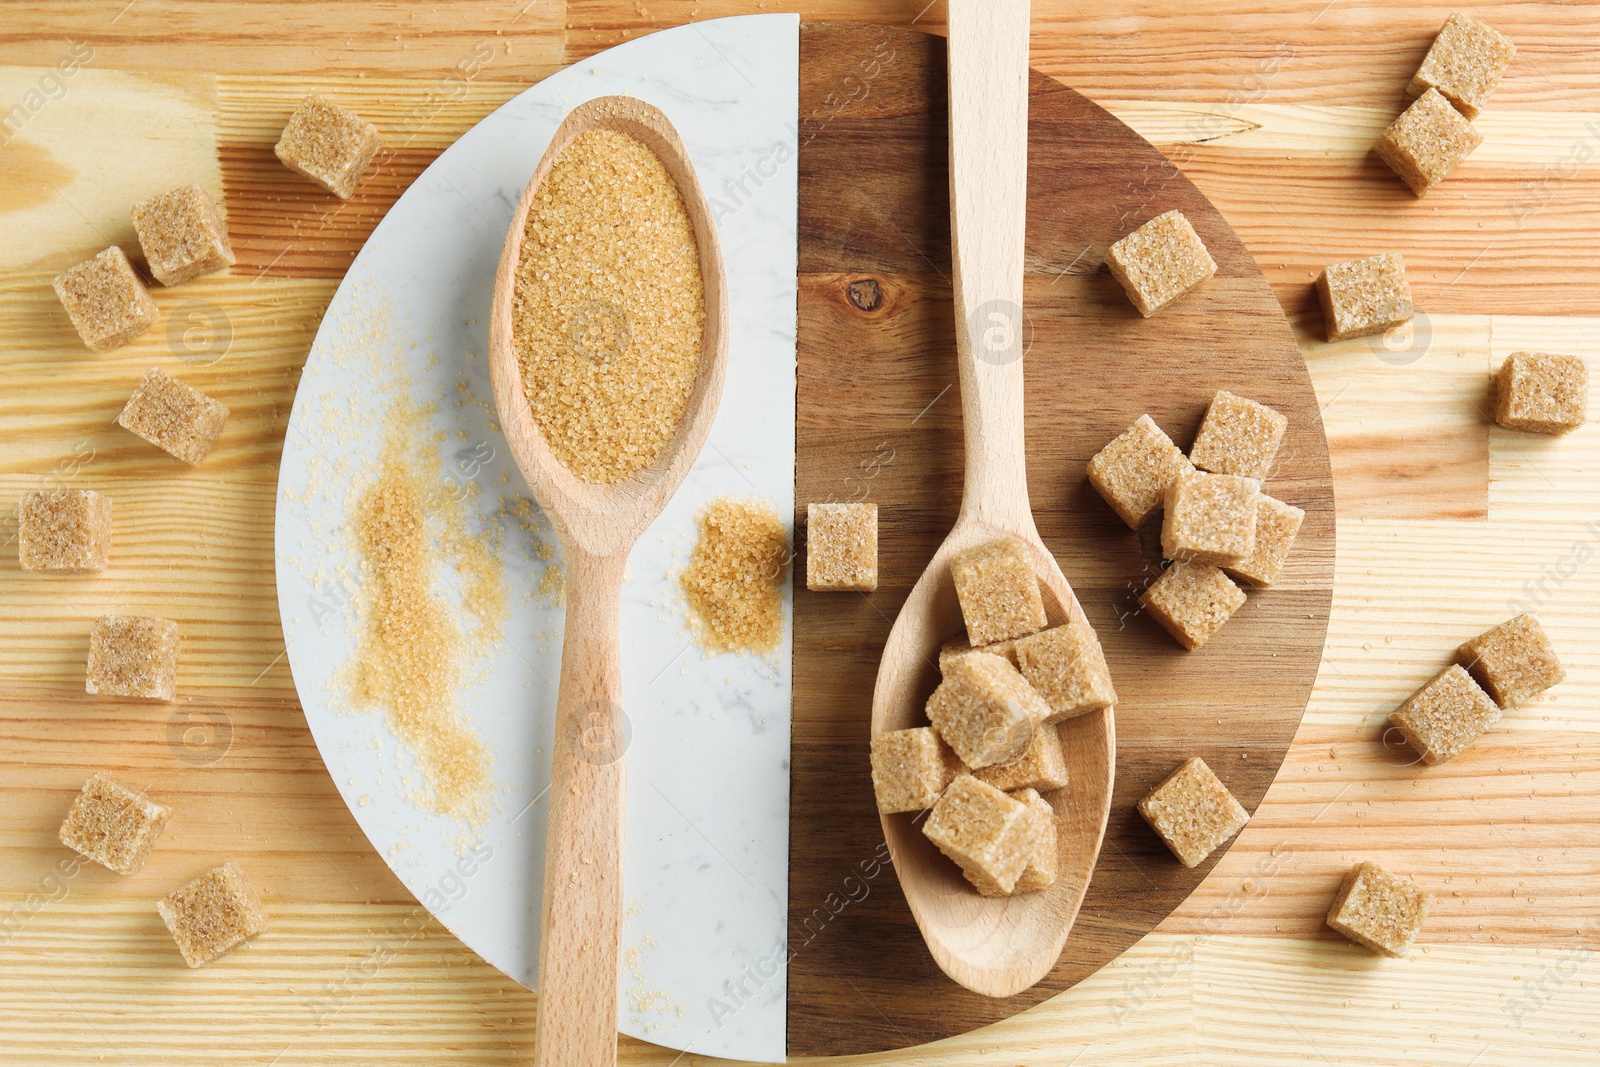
[1161,471,1260,567]
[1014,621,1116,722]
[156,862,269,968]
[1326,861,1432,958]
[923,775,1034,897]
[973,721,1069,793]
[1388,663,1500,765]
[925,653,1048,768]
[950,536,1046,646]
[1087,414,1194,529]
[1408,12,1516,119]
[274,93,381,199]
[1316,252,1413,343]
[805,502,877,592]
[57,773,171,875]
[117,367,229,465]
[1105,209,1217,317]
[1376,87,1483,196]
[1492,352,1588,434]
[1188,390,1287,480]
[1224,494,1305,589]
[131,183,236,286]
[52,246,158,352]
[1455,613,1565,707]
[1140,561,1246,650]
[1137,756,1249,868]
[17,488,112,574]
[870,727,963,814]
[85,614,180,701]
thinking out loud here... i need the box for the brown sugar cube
[157,861,269,967]
[274,93,381,199]
[1376,88,1484,196]
[1087,415,1195,529]
[1455,613,1566,707]
[950,536,1047,646]
[1325,861,1432,958]
[117,367,229,465]
[975,721,1069,793]
[131,183,235,286]
[1316,252,1413,343]
[966,787,1059,897]
[57,772,171,875]
[1492,352,1588,434]
[805,502,877,591]
[1161,471,1260,567]
[1224,494,1305,589]
[86,614,180,701]
[870,727,964,814]
[937,635,1019,673]
[18,488,112,574]
[925,653,1049,768]
[1014,621,1117,723]
[923,775,1034,896]
[1140,561,1246,650]
[1137,756,1249,868]
[1105,209,1217,317]
[52,246,159,352]
[1189,390,1288,480]
[1388,663,1500,765]
[1408,12,1516,120]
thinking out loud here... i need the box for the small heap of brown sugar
[513,128,705,484]
[680,497,788,655]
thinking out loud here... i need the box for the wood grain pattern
[1,3,1598,1065]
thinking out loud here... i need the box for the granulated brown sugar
[513,128,705,484]
[679,497,788,655]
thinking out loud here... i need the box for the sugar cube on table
[1376,88,1484,196]
[1137,756,1249,868]
[937,635,1019,673]
[57,772,171,875]
[1087,414,1194,529]
[131,183,235,286]
[117,367,229,465]
[925,652,1049,769]
[1325,861,1432,958]
[805,502,877,592]
[52,246,158,352]
[870,726,964,814]
[157,862,269,968]
[1388,663,1500,765]
[274,93,381,199]
[1224,494,1305,589]
[1189,390,1288,480]
[974,721,1070,793]
[1014,620,1117,723]
[18,488,112,574]
[1316,252,1413,343]
[85,614,180,701]
[1140,561,1247,650]
[1408,12,1516,120]
[966,787,1059,897]
[923,775,1034,896]
[950,536,1046,646]
[1105,209,1217,317]
[1492,352,1588,434]
[1455,613,1565,707]
[1161,471,1260,567]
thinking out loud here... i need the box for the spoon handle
[949,0,1034,531]
[534,546,628,1067]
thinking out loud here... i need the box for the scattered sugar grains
[513,128,705,484]
[680,497,788,655]
[345,400,507,828]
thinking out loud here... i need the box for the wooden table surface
[2,3,1597,1065]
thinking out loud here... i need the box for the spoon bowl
[488,95,727,1067]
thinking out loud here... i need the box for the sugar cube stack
[18,488,112,574]
[805,502,878,591]
[85,614,180,701]
[1455,613,1565,707]
[870,727,964,814]
[1140,561,1247,650]
[1224,494,1305,588]
[1408,12,1516,120]
[950,536,1046,646]
[1189,390,1287,480]
[274,93,381,199]
[922,775,1035,896]
[1388,663,1501,765]
[1376,87,1483,196]
[156,861,270,967]
[1014,620,1117,722]
[1492,352,1588,434]
[1326,861,1432,958]
[1105,210,1217,317]
[1161,471,1260,567]
[1087,414,1195,528]
[974,721,1070,793]
[131,183,235,286]
[1317,252,1413,343]
[925,652,1049,768]
[53,246,159,352]
[1137,756,1249,868]
[57,772,171,875]
[117,367,229,465]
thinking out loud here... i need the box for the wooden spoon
[869,0,1115,998]
[488,95,728,1066]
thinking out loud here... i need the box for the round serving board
[788,22,1335,1056]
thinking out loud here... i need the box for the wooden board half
[788,23,1335,1056]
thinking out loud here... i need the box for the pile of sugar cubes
[19,91,382,969]
[1088,389,1302,650]
[870,535,1116,897]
